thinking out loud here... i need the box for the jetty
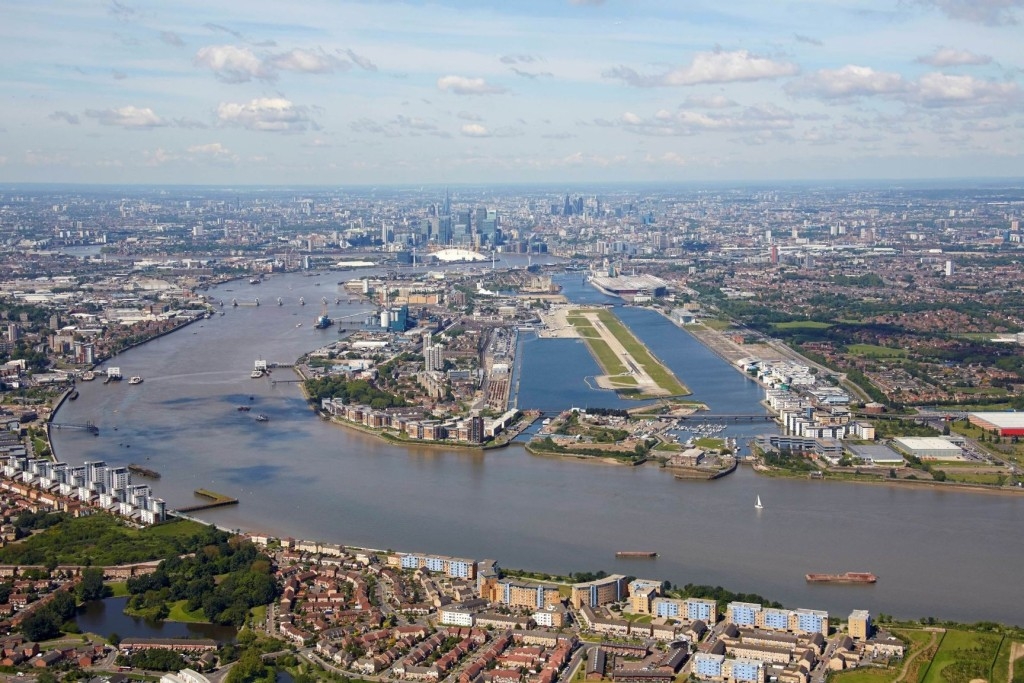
[175,489,239,513]
[49,422,99,435]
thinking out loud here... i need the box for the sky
[1,0,1023,185]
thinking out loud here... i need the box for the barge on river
[805,572,877,584]
[615,551,658,559]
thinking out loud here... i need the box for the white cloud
[345,49,378,71]
[611,104,798,136]
[915,72,1020,106]
[644,151,687,166]
[188,142,231,155]
[604,50,798,87]
[142,148,177,166]
[49,111,80,125]
[461,123,490,137]
[680,94,738,109]
[916,0,1024,25]
[437,75,507,95]
[217,98,315,133]
[267,48,346,74]
[186,142,239,164]
[457,111,484,122]
[84,105,166,128]
[785,65,907,99]
[459,123,522,137]
[194,45,272,83]
[915,47,992,67]
[160,31,184,47]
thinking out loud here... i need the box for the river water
[51,270,1024,626]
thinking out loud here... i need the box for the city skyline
[2,0,1023,185]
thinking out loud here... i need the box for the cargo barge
[127,464,161,479]
[805,572,877,584]
[616,551,658,559]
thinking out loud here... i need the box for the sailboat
[755,495,763,510]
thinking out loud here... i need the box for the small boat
[128,376,143,385]
[237,406,251,412]
[81,371,96,381]
[251,370,264,379]
[296,323,302,328]
[755,495,763,510]
[68,390,79,400]
[255,414,269,422]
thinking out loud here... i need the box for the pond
[74,596,237,642]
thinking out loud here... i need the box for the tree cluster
[305,375,408,410]
[126,536,278,626]
[20,590,76,641]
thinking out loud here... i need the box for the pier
[48,421,99,435]
[174,489,239,513]
[675,414,775,423]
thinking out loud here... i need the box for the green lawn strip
[567,313,628,375]
[695,437,725,449]
[772,320,834,330]
[595,310,689,395]
[992,636,1015,683]
[166,599,209,623]
[608,376,638,387]
[847,344,908,358]
[107,581,130,597]
[944,472,1006,485]
[699,319,733,331]
[830,666,898,683]
[250,604,268,624]
[921,629,1002,683]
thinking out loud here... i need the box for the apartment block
[398,553,477,579]
[848,610,872,641]
[629,579,662,614]
[570,574,627,609]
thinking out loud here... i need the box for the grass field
[847,344,908,358]
[773,320,834,331]
[700,318,733,331]
[167,599,209,623]
[107,581,129,597]
[920,629,1002,683]
[831,667,897,683]
[567,314,629,375]
[992,636,1018,683]
[249,604,268,625]
[944,471,1007,485]
[594,309,689,395]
